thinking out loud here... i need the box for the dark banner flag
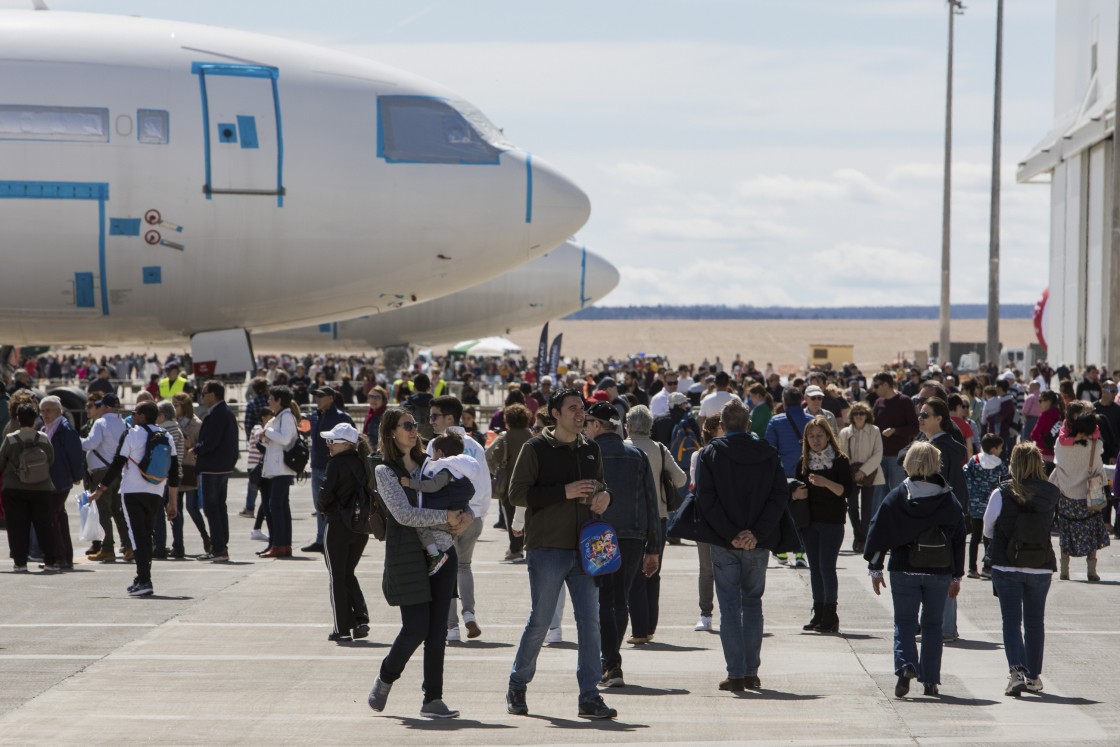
[535,322,549,382]
[548,334,563,379]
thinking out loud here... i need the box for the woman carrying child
[367,409,472,719]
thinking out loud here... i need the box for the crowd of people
[1,349,1118,719]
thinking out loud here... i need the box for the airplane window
[0,105,109,142]
[137,109,169,144]
[378,96,505,164]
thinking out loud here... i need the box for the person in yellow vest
[158,361,192,401]
[431,368,449,398]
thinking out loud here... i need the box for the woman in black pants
[367,408,472,719]
[793,416,853,633]
[315,422,371,643]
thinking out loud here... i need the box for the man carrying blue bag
[689,399,789,693]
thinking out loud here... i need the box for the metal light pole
[939,0,964,367]
[986,0,1003,368]
[1110,5,1120,370]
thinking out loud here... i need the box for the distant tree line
[564,304,1033,321]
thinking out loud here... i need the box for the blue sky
[37,0,1059,307]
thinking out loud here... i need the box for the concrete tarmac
[1,478,1118,746]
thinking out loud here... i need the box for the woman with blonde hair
[792,416,853,633]
[983,442,1059,696]
[864,441,965,698]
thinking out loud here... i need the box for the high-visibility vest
[158,376,187,399]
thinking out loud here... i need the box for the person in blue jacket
[765,386,810,566]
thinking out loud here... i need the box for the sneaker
[793,555,809,569]
[427,551,448,576]
[210,554,231,563]
[505,688,528,715]
[128,582,154,597]
[352,623,370,640]
[980,566,992,580]
[544,627,563,644]
[743,675,761,689]
[250,529,269,542]
[11,564,28,573]
[1025,675,1044,693]
[300,542,324,553]
[718,677,745,692]
[578,697,617,720]
[463,613,481,639]
[503,549,524,562]
[368,677,392,712]
[40,563,61,572]
[1005,668,1027,697]
[238,509,255,518]
[775,552,789,565]
[420,699,459,719]
[967,569,981,579]
[327,632,352,643]
[694,615,713,631]
[601,667,624,688]
[88,548,115,562]
[943,632,960,643]
[446,626,461,642]
[626,635,650,645]
[895,664,917,697]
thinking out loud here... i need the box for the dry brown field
[443,318,1037,371]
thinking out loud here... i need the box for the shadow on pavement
[899,694,999,706]
[943,639,1002,651]
[447,640,514,649]
[543,642,578,651]
[608,686,689,697]
[837,633,880,641]
[395,716,516,730]
[526,714,648,732]
[732,689,822,701]
[142,595,195,601]
[1028,694,1101,706]
[634,642,708,652]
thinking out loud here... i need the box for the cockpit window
[377,96,508,164]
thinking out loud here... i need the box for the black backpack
[1003,483,1055,569]
[908,525,951,569]
[362,454,387,540]
[280,412,310,474]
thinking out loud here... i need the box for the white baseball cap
[320,423,359,444]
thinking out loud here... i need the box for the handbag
[1086,445,1109,511]
[850,461,877,488]
[658,443,683,512]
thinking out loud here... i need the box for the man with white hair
[40,396,84,568]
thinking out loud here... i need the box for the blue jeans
[889,572,951,684]
[311,467,327,544]
[243,479,258,513]
[992,569,1051,678]
[710,545,769,678]
[942,595,958,638]
[875,457,906,516]
[510,548,602,704]
[182,488,208,551]
[802,522,844,604]
[200,473,230,555]
[263,476,293,547]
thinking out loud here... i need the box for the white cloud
[606,162,675,188]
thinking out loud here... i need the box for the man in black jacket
[192,380,239,562]
[584,401,659,689]
[693,399,789,693]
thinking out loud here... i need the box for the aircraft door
[192,63,284,202]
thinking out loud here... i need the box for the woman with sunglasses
[367,408,472,719]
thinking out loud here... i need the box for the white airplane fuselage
[255,240,619,352]
[0,10,590,345]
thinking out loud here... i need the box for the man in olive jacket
[506,388,617,720]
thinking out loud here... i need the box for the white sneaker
[1005,668,1027,697]
[693,615,713,631]
[545,627,563,644]
[794,556,809,569]
[250,529,268,542]
[1025,675,1043,693]
[446,626,461,642]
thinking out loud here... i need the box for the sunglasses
[429,413,448,422]
[666,381,678,386]
[397,421,418,432]
[917,412,933,419]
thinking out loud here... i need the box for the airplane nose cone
[527,156,591,255]
[578,245,620,308]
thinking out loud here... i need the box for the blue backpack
[579,518,621,576]
[670,413,702,471]
[135,425,172,484]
